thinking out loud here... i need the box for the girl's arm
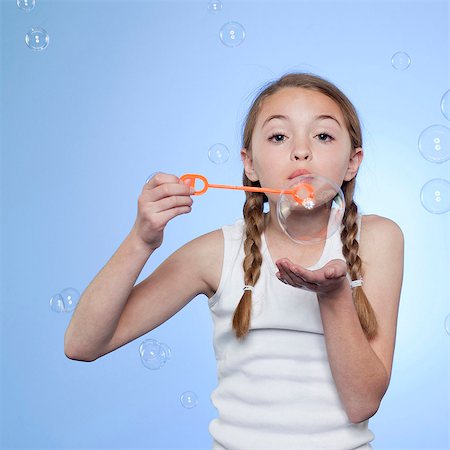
[317,215,404,423]
[64,172,214,361]
[64,228,155,361]
[64,228,221,362]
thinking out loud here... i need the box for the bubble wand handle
[179,173,314,204]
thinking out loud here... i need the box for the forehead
[257,87,344,124]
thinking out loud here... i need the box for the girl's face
[241,87,363,205]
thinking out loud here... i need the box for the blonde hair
[232,72,378,342]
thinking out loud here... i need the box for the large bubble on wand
[276,174,345,245]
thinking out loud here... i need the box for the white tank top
[207,214,375,450]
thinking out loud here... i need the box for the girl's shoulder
[194,219,246,298]
[188,227,224,298]
[360,214,403,239]
[359,213,404,262]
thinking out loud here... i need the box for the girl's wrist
[317,279,352,304]
[127,228,157,255]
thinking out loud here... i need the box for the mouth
[288,168,311,179]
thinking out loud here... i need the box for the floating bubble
[277,174,345,245]
[60,288,79,312]
[180,391,198,409]
[25,27,49,51]
[139,338,171,370]
[441,90,450,121]
[16,0,35,11]
[418,125,450,163]
[391,51,411,70]
[208,0,223,13]
[219,22,245,47]
[445,314,450,335]
[208,143,229,164]
[420,179,450,214]
[50,288,80,313]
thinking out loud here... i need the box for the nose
[290,141,311,161]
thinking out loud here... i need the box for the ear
[241,147,259,182]
[344,147,364,181]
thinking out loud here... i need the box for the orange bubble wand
[180,173,315,207]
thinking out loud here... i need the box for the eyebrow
[262,114,342,129]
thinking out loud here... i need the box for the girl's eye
[317,132,335,142]
[268,132,287,143]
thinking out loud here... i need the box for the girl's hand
[275,258,349,298]
[132,172,194,251]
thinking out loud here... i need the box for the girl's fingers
[277,265,311,289]
[279,261,314,283]
[278,267,294,285]
[278,262,325,291]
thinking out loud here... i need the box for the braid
[232,191,265,340]
[341,180,379,341]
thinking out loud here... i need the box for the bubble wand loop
[180,173,315,207]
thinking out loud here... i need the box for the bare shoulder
[359,214,404,260]
[187,227,224,298]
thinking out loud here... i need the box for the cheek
[317,160,347,185]
[254,154,280,175]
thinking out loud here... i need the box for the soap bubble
[441,90,450,121]
[208,143,229,164]
[59,288,79,312]
[180,391,198,409]
[219,22,245,47]
[139,338,171,370]
[208,1,222,13]
[418,125,450,163]
[277,174,345,245]
[445,314,450,335]
[391,51,411,70]
[49,288,80,313]
[420,178,450,214]
[25,27,49,51]
[16,0,35,11]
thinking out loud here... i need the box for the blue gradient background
[1,0,449,449]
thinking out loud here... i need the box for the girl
[64,73,404,450]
